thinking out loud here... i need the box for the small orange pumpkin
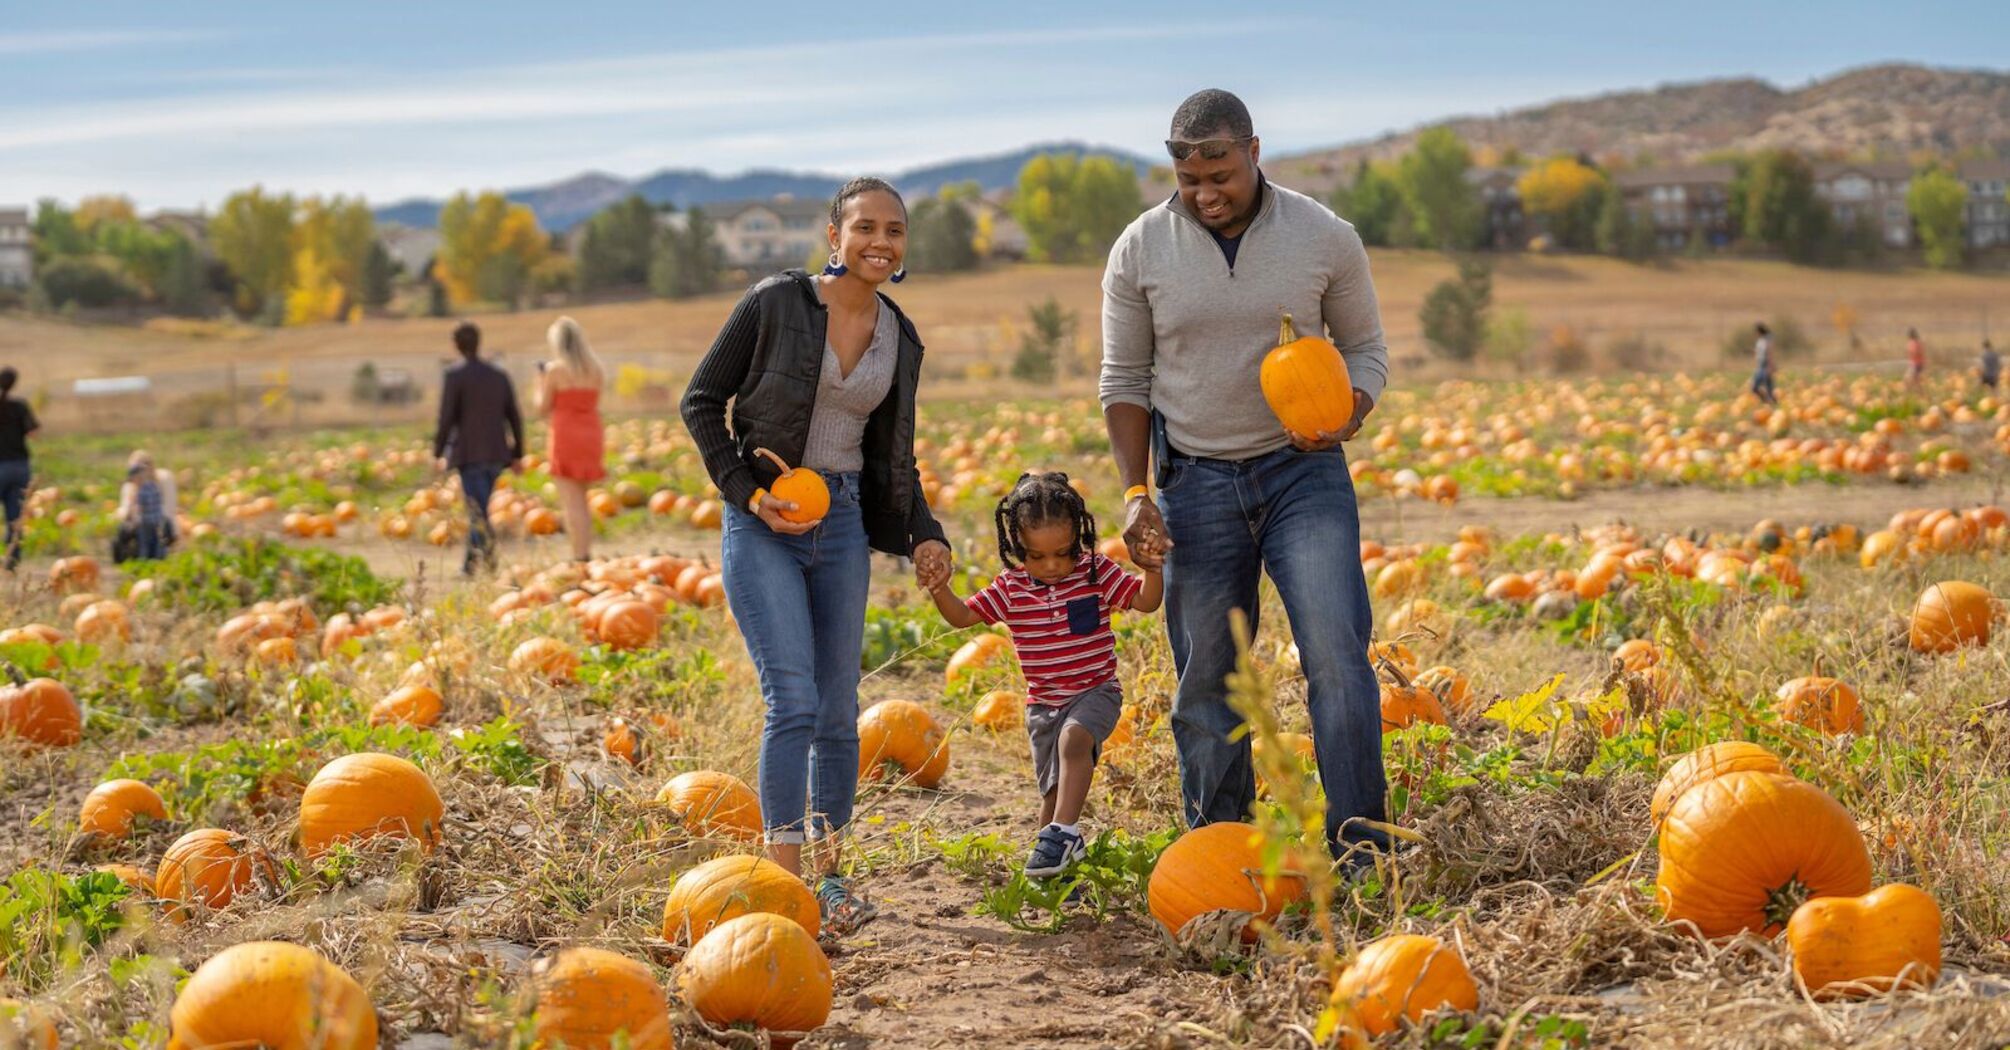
[0,678,83,748]
[1787,883,1942,999]
[79,779,169,840]
[1260,312,1354,438]
[857,699,950,787]
[972,690,1024,731]
[156,828,276,923]
[1379,682,1447,733]
[1332,933,1480,1036]
[297,752,445,857]
[1146,821,1307,941]
[662,853,820,944]
[522,946,674,1050]
[509,637,579,683]
[368,684,443,728]
[753,448,829,524]
[1775,676,1863,736]
[167,941,377,1050]
[595,599,659,651]
[657,770,762,841]
[677,912,833,1037]
[1908,580,1994,653]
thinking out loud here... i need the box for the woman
[534,316,606,563]
[680,176,953,932]
[0,367,35,572]
[116,450,178,561]
[1749,322,1776,405]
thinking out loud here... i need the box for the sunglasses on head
[1165,136,1251,161]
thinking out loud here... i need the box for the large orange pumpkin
[1655,771,1871,939]
[1260,312,1354,438]
[656,770,762,841]
[1787,883,1942,999]
[79,779,169,840]
[1774,676,1863,736]
[156,828,276,923]
[1649,741,1784,826]
[857,699,950,787]
[595,599,659,651]
[0,678,82,748]
[1908,580,1994,653]
[297,752,445,857]
[523,946,674,1050]
[677,912,833,1038]
[166,941,377,1050]
[1332,933,1480,1036]
[662,854,820,944]
[368,685,443,728]
[753,448,830,524]
[1146,821,1307,941]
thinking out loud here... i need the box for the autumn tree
[1517,156,1608,251]
[1011,152,1143,264]
[1907,168,1967,271]
[210,187,297,316]
[435,191,548,306]
[1736,150,1830,264]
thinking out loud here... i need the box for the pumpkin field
[3,363,2010,1049]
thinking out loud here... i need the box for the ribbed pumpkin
[368,684,443,728]
[298,752,444,857]
[156,828,276,923]
[1649,741,1784,826]
[1332,933,1480,1036]
[1787,883,1942,999]
[677,912,833,1038]
[971,690,1024,731]
[753,448,830,524]
[79,778,169,839]
[1656,771,1871,938]
[1379,683,1447,733]
[662,854,819,944]
[509,637,580,683]
[0,677,82,748]
[656,771,762,841]
[1907,580,1994,653]
[166,941,377,1050]
[1412,666,1475,715]
[857,699,950,787]
[595,599,659,651]
[0,997,57,1050]
[523,946,674,1050]
[1260,312,1354,438]
[1146,821,1307,941]
[1774,676,1863,736]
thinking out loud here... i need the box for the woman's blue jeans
[721,471,870,845]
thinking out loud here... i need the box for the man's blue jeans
[1159,443,1388,860]
[458,462,504,569]
[720,471,870,845]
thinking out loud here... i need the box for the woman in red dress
[534,316,606,562]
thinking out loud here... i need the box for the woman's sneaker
[1023,825,1086,878]
[814,875,878,935]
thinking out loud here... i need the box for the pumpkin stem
[1764,875,1814,930]
[1278,312,1298,345]
[752,447,795,479]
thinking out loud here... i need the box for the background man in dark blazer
[433,321,525,575]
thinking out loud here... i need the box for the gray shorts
[1025,681,1123,796]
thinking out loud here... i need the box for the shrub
[1419,261,1492,361]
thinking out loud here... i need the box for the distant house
[0,208,31,291]
[1466,167,1526,250]
[965,193,1029,261]
[1958,158,2010,250]
[378,223,441,278]
[146,210,209,247]
[1813,161,1912,248]
[676,197,828,272]
[1614,166,1735,251]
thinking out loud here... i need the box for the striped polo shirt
[966,553,1143,706]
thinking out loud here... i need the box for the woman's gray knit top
[800,294,897,473]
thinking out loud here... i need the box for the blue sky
[3,0,2005,210]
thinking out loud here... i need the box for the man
[1750,322,1776,405]
[1978,339,2000,393]
[1100,89,1391,867]
[433,321,525,575]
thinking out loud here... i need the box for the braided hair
[829,176,905,228]
[993,471,1099,584]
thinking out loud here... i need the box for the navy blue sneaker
[1023,825,1085,878]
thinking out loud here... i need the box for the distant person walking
[1977,339,2000,393]
[433,321,526,576]
[1905,327,1926,386]
[116,451,177,561]
[0,366,37,572]
[1749,322,1777,405]
[535,316,606,563]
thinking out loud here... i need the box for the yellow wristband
[748,488,767,513]
[1123,484,1150,503]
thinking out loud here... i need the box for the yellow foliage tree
[1516,157,1608,250]
[436,192,548,306]
[75,195,139,236]
[285,242,345,326]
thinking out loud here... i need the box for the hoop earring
[822,252,847,278]
[890,267,906,284]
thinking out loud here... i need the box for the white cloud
[0,29,228,55]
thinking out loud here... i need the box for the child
[926,472,1163,877]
